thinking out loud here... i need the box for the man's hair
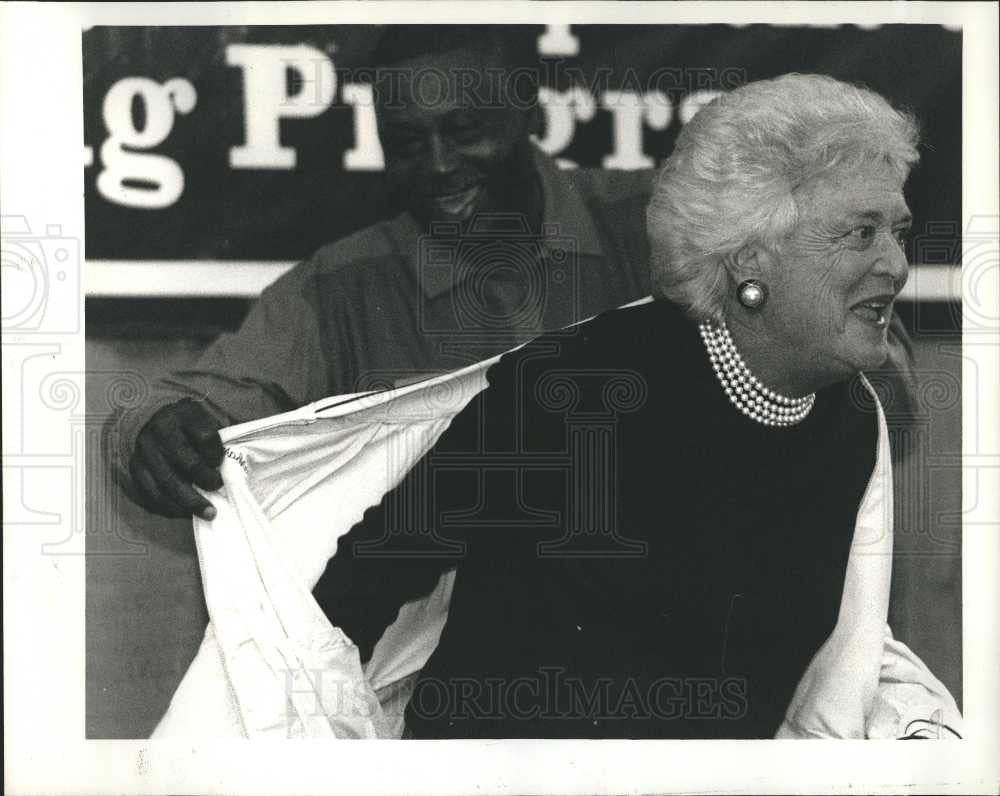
[367,25,539,109]
[646,73,920,323]
[370,25,532,70]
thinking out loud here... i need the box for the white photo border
[2,2,997,794]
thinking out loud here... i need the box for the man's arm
[108,258,334,519]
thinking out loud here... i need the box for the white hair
[647,73,920,322]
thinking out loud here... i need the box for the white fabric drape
[776,374,962,739]
[153,355,491,739]
[151,313,961,740]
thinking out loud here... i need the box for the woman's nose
[873,232,910,289]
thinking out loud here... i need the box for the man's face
[760,162,911,381]
[374,47,539,228]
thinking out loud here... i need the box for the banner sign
[83,24,961,265]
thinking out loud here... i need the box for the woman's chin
[844,338,891,373]
[839,315,891,370]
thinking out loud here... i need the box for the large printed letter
[534,86,596,169]
[601,90,672,170]
[341,83,384,171]
[227,44,336,169]
[96,78,197,209]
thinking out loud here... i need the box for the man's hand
[129,398,225,520]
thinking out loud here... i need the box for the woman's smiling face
[758,161,912,384]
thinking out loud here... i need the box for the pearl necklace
[698,321,815,427]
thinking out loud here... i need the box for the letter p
[227,44,336,169]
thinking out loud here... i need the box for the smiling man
[374,35,544,230]
[117,26,654,524]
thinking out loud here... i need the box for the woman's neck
[724,312,834,398]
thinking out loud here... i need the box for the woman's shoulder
[486,299,699,397]
[548,299,695,365]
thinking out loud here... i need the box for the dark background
[85,25,963,738]
[83,24,961,262]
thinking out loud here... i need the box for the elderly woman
[310,74,964,739]
[307,73,960,739]
[161,74,959,740]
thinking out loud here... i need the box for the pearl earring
[737,279,768,309]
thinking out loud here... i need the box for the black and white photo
[2,3,998,794]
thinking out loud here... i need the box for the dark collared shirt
[117,149,655,458]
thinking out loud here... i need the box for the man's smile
[432,184,483,218]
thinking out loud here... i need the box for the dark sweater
[313,299,878,738]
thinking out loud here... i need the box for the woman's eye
[845,225,877,249]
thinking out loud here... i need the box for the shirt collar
[387,144,606,299]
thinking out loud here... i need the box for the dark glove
[129,398,225,520]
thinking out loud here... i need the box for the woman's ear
[723,246,756,282]
[728,244,776,281]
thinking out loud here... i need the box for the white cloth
[775,374,962,739]
[151,319,961,740]
[152,354,493,739]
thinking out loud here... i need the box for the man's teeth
[434,186,480,215]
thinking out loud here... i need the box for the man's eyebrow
[379,115,425,130]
